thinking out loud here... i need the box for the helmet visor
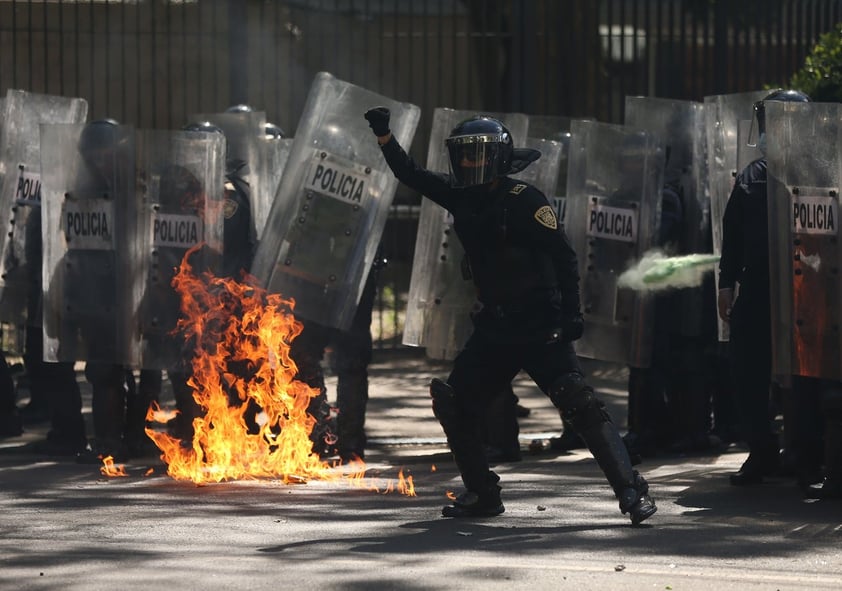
[446,134,504,187]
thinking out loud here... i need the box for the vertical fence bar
[229,0,248,108]
[42,0,48,93]
[11,0,17,89]
[59,0,65,94]
[27,0,32,89]
[105,0,111,116]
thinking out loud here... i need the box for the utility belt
[472,288,563,344]
[478,287,560,319]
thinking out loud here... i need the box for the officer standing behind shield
[365,107,656,524]
[718,89,811,485]
[165,121,255,442]
[52,119,137,463]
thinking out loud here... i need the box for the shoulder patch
[509,183,528,195]
[534,205,558,230]
[223,197,238,219]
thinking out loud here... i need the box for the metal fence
[2,0,841,348]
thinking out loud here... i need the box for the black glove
[561,312,585,342]
[364,107,391,137]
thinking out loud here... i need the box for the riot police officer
[165,121,255,441]
[718,89,812,485]
[66,119,137,462]
[365,108,656,524]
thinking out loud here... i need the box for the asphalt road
[1,352,840,591]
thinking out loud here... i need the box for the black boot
[580,420,657,525]
[431,378,504,517]
[729,436,780,486]
[78,375,127,464]
[805,417,842,500]
[442,471,505,518]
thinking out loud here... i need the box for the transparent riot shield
[261,136,293,238]
[704,90,773,341]
[192,109,268,243]
[251,72,420,331]
[0,90,88,335]
[402,108,528,361]
[766,101,842,380]
[512,137,563,197]
[565,119,665,367]
[736,119,764,172]
[529,116,574,224]
[624,96,707,338]
[135,129,226,370]
[40,123,138,364]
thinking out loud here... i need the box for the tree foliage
[790,24,842,102]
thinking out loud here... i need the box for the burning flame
[100,456,128,477]
[135,247,414,495]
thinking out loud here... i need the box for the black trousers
[728,290,774,445]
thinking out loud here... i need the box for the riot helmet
[265,122,285,140]
[78,118,128,187]
[225,104,253,114]
[751,89,811,151]
[183,120,225,137]
[158,164,204,212]
[445,116,514,188]
[183,120,227,157]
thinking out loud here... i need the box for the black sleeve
[379,136,453,209]
[510,187,581,313]
[718,182,745,291]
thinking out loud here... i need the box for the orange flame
[138,247,415,495]
[100,456,128,477]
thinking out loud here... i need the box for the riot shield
[766,101,842,380]
[512,137,563,197]
[0,90,88,332]
[704,90,773,341]
[402,108,528,361]
[624,96,706,338]
[40,123,138,364]
[135,129,226,369]
[736,119,764,172]
[192,109,268,243]
[251,72,420,331]
[565,119,665,367]
[262,136,294,238]
[528,116,574,224]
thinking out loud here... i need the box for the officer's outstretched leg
[549,372,657,525]
[431,378,504,517]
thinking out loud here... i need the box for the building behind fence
[1,0,840,348]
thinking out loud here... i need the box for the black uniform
[0,350,22,438]
[376,132,655,523]
[23,202,87,453]
[625,180,686,457]
[719,158,780,482]
[167,165,256,441]
[288,259,380,461]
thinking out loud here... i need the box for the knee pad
[548,373,608,432]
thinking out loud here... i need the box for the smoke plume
[617,250,720,292]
